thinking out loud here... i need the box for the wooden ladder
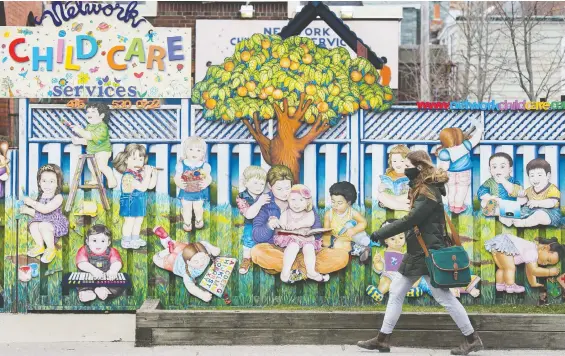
[65,154,110,212]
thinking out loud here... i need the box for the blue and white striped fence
[11,100,565,210]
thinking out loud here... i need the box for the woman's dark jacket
[372,183,448,277]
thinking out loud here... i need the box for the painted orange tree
[192,34,393,182]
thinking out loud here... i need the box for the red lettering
[9,38,29,63]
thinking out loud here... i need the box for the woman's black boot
[451,332,484,355]
[357,332,391,352]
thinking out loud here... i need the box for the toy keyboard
[63,272,132,291]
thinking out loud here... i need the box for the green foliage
[193,34,394,125]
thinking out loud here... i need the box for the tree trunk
[242,95,329,184]
[269,135,303,184]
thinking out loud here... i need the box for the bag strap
[414,226,430,257]
[414,211,461,258]
[444,211,462,247]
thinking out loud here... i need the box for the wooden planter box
[136,299,565,349]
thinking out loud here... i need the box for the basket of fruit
[181,170,205,192]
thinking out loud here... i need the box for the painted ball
[58,30,66,37]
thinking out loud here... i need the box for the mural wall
[0,1,563,313]
[0,105,564,312]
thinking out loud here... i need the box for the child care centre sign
[195,19,400,89]
[0,1,191,98]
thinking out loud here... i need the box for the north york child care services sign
[0,1,191,98]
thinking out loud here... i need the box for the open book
[275,228,332,237]
[379,175,410,196]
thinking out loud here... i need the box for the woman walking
[357,150,483,355]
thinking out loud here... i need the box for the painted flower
[59,79,67,86]
[77,72,90,84]
[47,90,53,97]
[65,73,73,79]
[51,78,58,84]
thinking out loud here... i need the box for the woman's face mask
[404,167,421,181]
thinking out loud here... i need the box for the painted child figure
[70,103,118,188]
[153,226,220,302]
[436,116,484,214]
[0,141,10,198]
[477,152,522,216]
[485,234,563,293]
[323,181,371,263]
[378,144,411,211]
[236,166,270,274]
[76,224,124,302]
[366,219,428,303]
[500,158,561,228]
[275,184,329,283]
[174,137,213,232]
[113,144,158,249]
[20,164,69,264]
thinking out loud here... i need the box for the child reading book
[378,145,410,211]
[274,185,329,283]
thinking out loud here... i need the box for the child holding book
[378,145,411,211]
[274,184,329,283]
[477,152,522,216]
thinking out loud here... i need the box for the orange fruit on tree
[315,98,322,104]
[280,57,291,68]
[272,89,284,100]
[202,91,210,100]
[305,84,317,95]
[237,86,248,97]
[235,111,243,118]
[245,81,257,91]
[205,98,217,109]
[317,102,329,113]
[353,102,359,111]
[272,51,279,58]
[261,39,271,49]
[300,44,309,54]
[351,71,362,82]
[304,114,316,124]
[290,61,300,71]
[302,53,313,64]
[360,100,369,110]
[364,73,376,84]
[221,114,230,121]
[288,107,297,117]
[384,93,393,101]
[241,51,251,62]
[224,61,235,72]
[259,91,268,100]
[264,112,272,119]
[265,86,275,95]
[329,85,340,96]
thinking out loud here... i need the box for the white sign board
[0,1,191,98]
[196,19,400,89]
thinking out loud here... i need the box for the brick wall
[149,1,288,74]
[0,1,43,142]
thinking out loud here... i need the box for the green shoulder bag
[414,212,471,288]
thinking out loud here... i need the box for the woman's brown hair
[266,165,293,186]
[406,150,448,206]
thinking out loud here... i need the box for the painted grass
[1,197,564,311]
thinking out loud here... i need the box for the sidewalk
[0,343,562,356]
